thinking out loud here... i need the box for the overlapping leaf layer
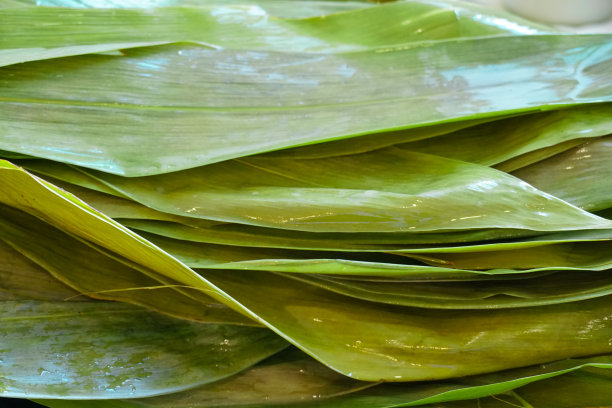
[0,1,611,407]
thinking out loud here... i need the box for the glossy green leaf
[505,366,612,408]
[120,217,612,251]
[118,230,612,282]
[281,358,612,408]
[198,268,612,381]
[116,215,612,262]
[26,168,612,255]
[513,135,612,212]
[33,353,612,408]
[399,238,612,271]
[116,347,375,408]
[494,137,590,173]
[141,232,510,278]
[597,207,612,219]
[397,104,612,167]
[0,1,554,67]
[2,33,610,175]
[9,167,539,247]
[0,160,239,316]
[72,147,612,233]
[124,218,539,249]
[11,161,587,384]
[0,299,287,399]
[0,203,257,325]
[425,367,612,407]
[260,116,508,161]
[11,172,545,279]
[3,0,376,18]
[288,270,612,309]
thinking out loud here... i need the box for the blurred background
[466,0,612,32]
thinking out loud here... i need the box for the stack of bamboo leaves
[1,0,611,406]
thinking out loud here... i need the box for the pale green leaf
[2,34,610,175]
[0,1,554,67]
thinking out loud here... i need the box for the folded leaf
[0,161,238,316]
[0,203,257,325]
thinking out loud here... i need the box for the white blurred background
[465,0,612,32]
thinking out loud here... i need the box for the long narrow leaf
[0,1,553,67]
[513,135,612,211]
[76,148,612,233]
[33,352,612,407]
[3,0,376,18]
[0,203,256,325]
[396,104,612,167]
[0,239,80,301]
[2,34,610,175]
[0,300,286,399]
[288,270,612,309]
[199,268,612,381]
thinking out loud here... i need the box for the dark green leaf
[0,299,287,399]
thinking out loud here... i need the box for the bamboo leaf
[0,160,236,314]
[33,352,612,407]
[0,1,553,67]
[513,135,612,212]
[0,239,81,301]
[0,300,287,399]
[123,229,612,282]
[3,0,376,18]
[122,218,536,250]
[74,148,612,233]
[401,239,612,271]
[17,159,612,249]
[508,367,612,408]
[2,34,610,175]
[197,268,612,381]
[495,137,591,173]
[288,270,612,309]
[0,203,257,325]
[396,104,612,167]
[9,168,539,247]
